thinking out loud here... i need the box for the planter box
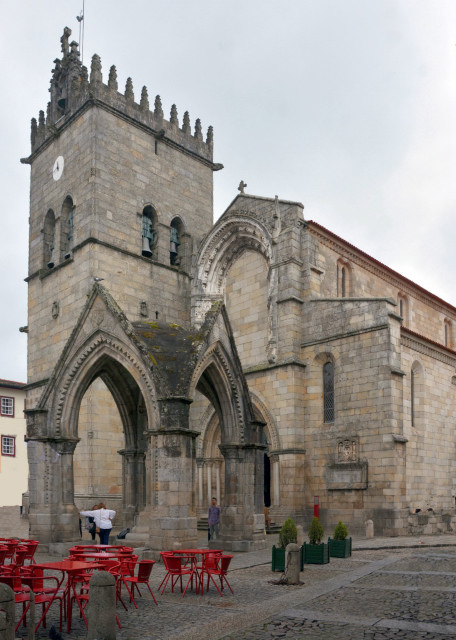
[303,542,330,564]
[271,545,286,571]
[272,544,305,571]
[328,536,352,558]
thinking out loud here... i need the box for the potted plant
[303,517,330,564]
[328,521,352,558]
[272,518,298,571]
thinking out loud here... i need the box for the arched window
[170,217,183,266]
[323,362,335,423]
[444,319,453,349]
[337,259,352,298]
[141,205,157,259]
[397,293,409,326]
[43,210,56,269]
[61,196,75,261]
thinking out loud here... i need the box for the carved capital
[25,409,48,439]
[52,438,79,455]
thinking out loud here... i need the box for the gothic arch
[190,341,245,445]
[194,216,277,362]
[196,216,273,296]
[48,331,158,440]
[249,391,280,452]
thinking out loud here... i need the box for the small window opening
[323,362,335,423]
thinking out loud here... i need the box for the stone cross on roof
[238,180,247,194]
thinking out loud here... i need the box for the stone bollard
[296,525,305,547]
[285,543,301,585]
[88,571,117,640]
[365,519,374,539]
[0,583,15,640]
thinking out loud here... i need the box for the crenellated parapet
[29,27,215,164]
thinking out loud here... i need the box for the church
[22,29,456,553]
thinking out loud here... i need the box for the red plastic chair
[3,541,18,564]
[159,554,197,597]
[21,541,39,564]
[204,554,234,596]
[21,573,64,632]
[13,546,28,567]
[0,546,8,565]
[0,570,31,632]
[122,559,158,606]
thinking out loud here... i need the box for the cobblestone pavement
[8,545,456,640]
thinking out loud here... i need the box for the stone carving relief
[337,439,357,463]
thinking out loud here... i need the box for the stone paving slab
[6,530,456,640]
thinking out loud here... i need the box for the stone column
[119,448,146,525]
[271,455,280,506]
[215,460,221,505]
[207,463,212,503]
[128,397,199,552]
[26,434,79,549]
[196,460,204,508]
[216,443,266,552]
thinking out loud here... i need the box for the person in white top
[80,502,116,545]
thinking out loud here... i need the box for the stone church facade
[22,29,456,552]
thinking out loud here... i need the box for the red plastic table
[36,560,100,632]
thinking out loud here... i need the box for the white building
[0,379,27,506]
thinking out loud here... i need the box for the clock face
[52,156,64,181]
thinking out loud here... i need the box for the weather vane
[76,0,85,64]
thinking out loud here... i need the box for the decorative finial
[80,66,89,91]
[154,95,164,119]
[60,27,71,57]
[125,77,134,102]
[206,126,213,145]
[90,54,102,85]
[182,111,191,135]
[238,180,247,194]
[140,86,149,111]
[31,118,37,148]
[108,66,118,92]
[194,118,203,141]
[170,104,179,127]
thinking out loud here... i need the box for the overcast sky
[1,0,455,382]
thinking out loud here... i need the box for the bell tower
[23,27,221,397]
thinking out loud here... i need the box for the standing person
[80,503,116,545]
[208,497,221,541]
[84,504,99,541]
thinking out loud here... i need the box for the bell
[142,236,152,258]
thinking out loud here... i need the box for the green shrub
[278,518,298,548]
[308,516,324,544]
[333,521,349,541]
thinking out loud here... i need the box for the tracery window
[323,362,335,423]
